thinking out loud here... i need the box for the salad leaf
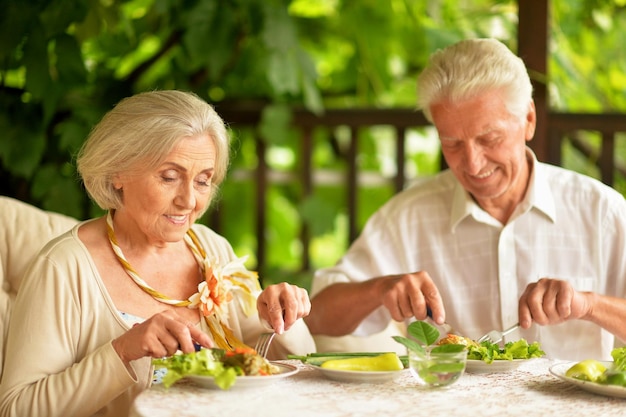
[152,348,238,389]
[467,339,545,363]
[611,347,626,372]
[392,335,424,353]
[392,321,464,354]
[407,321,441,346]
[599,370,626,387]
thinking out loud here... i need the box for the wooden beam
[517,0,550,163]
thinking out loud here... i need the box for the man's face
[430,90,536,214]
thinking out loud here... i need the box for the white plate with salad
[461,338,545,373]
[550,361,626,399]
[153,348,299,390]
[186,362,298,389]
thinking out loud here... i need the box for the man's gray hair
[417,38,533,123]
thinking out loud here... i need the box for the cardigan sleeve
[0,232,144,417]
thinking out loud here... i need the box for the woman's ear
[112,174,123,190]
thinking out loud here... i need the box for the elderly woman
[0,90,315,417]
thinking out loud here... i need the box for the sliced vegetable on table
[320,352,404,371]
[289,351,406,371]
[565,359,607,381]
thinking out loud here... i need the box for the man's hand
[518,278,590,328]
[378,271,446,325]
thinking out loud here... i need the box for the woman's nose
[175,182,196,208]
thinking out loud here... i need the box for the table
[130,359,624,417]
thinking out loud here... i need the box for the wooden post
[517,0,550,163]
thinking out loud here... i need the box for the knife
[426,307,454,335]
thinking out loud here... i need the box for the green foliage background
[1,0,625,287]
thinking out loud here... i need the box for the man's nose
[463,142,484,174]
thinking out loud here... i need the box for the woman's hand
[256,283,311,334]
[112,310,213,368]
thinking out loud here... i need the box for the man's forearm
[305,280,384,336]
[584,292,626,342]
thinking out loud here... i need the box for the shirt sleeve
[311,206,410,336]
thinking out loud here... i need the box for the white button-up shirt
[312,151,626,361]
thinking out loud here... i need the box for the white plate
[550,361,626,399]
[186,362,298,389]
[312,365,407,383]
[465,359,527,373]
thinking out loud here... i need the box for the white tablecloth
[130,359,624,417]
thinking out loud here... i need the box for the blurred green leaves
[1,0,625,285]
[259,104,294,146]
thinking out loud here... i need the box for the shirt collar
[449,147,556,232]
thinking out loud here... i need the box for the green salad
[394,321,545,364]
[467,339,545,363]
[153,346,279,390]
[566,347,626,387]
[152,348,237,389]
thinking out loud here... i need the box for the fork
[477,323,520,344]
[254,332,276,358]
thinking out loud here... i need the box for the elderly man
[305,38,626,361]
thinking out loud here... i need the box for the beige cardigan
[0,197,78,376]
[0,221,315,417]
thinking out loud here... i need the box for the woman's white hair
[76,90,230,212]
[417,38,533,123]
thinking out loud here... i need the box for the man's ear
[524,100,537,142]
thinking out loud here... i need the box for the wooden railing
[212,106,626,277]
[548,113,626,184]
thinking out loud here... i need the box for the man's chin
[468,186,507,203]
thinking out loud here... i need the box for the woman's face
[113,133,216,245]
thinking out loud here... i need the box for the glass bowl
[408,348,467,388]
